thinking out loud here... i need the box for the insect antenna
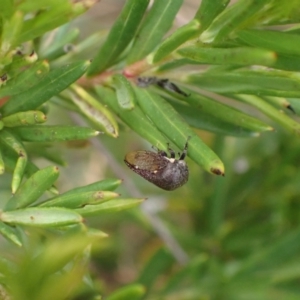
[179,136,191,160]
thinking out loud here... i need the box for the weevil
[124,138,190,191]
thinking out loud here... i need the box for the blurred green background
[1,1,300,299]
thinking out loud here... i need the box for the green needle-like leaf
[0,221,22,246]
[40,191,119,208]
[12,125,99,142]
[233,94,300,136]
[134,87,225,175]
[186,69,300,97]
[1,61,90,116]
[69,84,119,137]
[238,29,300,57]
[127,0,184,64]
[177,46,276,67]
[1,207,82,227]
[0,129,28,193]
[95,85,168,151]
[167,98,264,137]
[160,88,273,133]
[200,0,270,43]
[112,74,136,110]
[2,111,47,127]
[88,0,150,75]
[61,179,122,195]
[76,198,145,217]
[0,60,50,98]
[4,166,60,211]
[106,284,145,300]
[0,148,5,174]
[194,0,230,30]
[151,19,201,63]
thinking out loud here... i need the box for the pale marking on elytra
[165,157,175,163]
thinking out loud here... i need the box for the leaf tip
[210,167,225,176]
[94,131,102,136]
[287,104,296,114]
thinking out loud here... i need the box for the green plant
[0,0,300,299]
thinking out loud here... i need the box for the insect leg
[167,142,176,158]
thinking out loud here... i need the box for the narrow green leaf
[86,228,108,239]
[68,84,118,137]
[177,46,276,67]
[56,30,108,65]
[0,60,50,98]
[238,29,300,57]
[0,129,28,192]
[12,155,27,194]
[0,221,22,247]
[5,51,38,76]
[233,94,300,136]
[2,111,47,127]
[106,284,145,300]
[17,0,66,13]
[134,87,225,175]
[12,125,99,142]
[167,99,262,137]
[194,0,230,30]
[273,53,300,72]
[41,28,80,60]
[0,148,5,174]
[4,166,60,211]
[17,1,89,43]
[161,88,273,133]
[1,11,23,51]
[259,0,300,26]
[127,0,184,64]
[200,0,270,43]
[263,96,295,112]
[61,179,122,195]
[76,198,144,217]
[40,191,119,208]
[1,207,82,227]
[95,85,168,151]
[37,233,98,276]
[87,0,150,75]
[112,74,135,110]
[157,58,198,72]
[1,144,58,195]
[151,19,201,63]
[185,69,300,96]
[41,23,74,48]
[0,61,90,116]
[0,129,27,155]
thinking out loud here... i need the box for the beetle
[124,138,190,191]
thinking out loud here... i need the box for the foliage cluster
[0,0,300,299]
